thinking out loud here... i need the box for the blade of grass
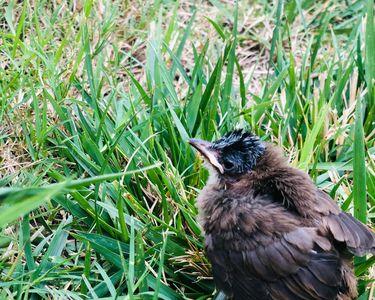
[353,97,367,223]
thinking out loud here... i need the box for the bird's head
[189,130,265,176]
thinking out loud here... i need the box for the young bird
[189,130,375,300]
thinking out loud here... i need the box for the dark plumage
[189,130,375,300]
[210,130,265,174]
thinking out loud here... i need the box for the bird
[189,129,375,300]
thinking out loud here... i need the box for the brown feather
[194,141,374,299]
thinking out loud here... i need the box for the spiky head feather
[210,130,265,174]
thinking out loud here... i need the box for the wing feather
[315,190,375,256]
[260,167,375,256]
[324,212,375,256]
[209,227,342,300]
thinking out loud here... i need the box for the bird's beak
[188,138,224,174]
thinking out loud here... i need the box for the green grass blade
[353,98,367,223]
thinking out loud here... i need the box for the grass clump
[0,0,374,299]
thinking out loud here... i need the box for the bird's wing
[207,227,342,300]
[317,190,375,256]
[260,167,375,256]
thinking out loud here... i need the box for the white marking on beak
[188,138,224,174]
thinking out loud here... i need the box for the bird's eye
[223,161,234,170]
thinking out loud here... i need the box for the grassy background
[0,0,374,299]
